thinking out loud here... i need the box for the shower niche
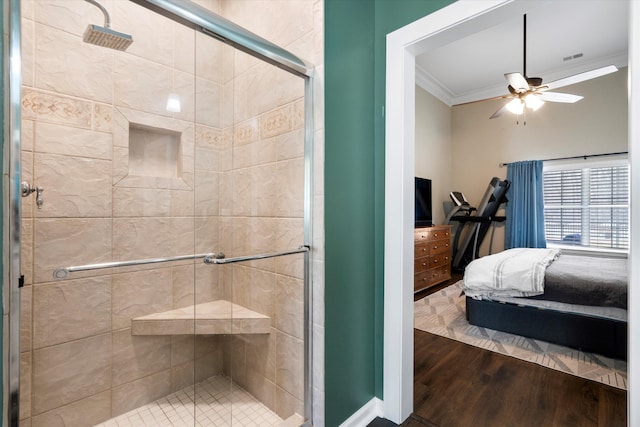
[113,108,194,191]
[128,125,181,179]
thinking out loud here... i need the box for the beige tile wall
[219,70,306,419]
[19,0,324,425]
[215,0,324,421]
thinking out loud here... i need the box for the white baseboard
[338,397,384,427]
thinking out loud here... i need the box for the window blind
[543,164,629,250]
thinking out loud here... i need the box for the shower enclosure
[4,0,314,425]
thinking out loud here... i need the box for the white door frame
[383,0,640,423]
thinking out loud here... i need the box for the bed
[463,248,628,360]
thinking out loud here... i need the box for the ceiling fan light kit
[485,14,618,123]
[525,94,544,111]
[506,98,525,115]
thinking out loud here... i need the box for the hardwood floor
[411,331,626,426]
[369,278,627,427]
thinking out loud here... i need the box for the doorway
[383,0,640,424]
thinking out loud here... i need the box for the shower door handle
[21,181,44,209]
[203,245,310,265]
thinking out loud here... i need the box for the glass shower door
[19,0,206,425]
[13,0,311,425]
[192,30,309,425]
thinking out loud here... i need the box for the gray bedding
[528,254,628,309]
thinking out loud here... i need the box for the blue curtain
[505,160,546,248]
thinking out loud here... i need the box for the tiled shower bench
[131,300,271,335]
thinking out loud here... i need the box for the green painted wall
[324,0,454,425]
[324,2,376,425]
[1,0,5,411]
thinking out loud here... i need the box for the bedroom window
[543,161,629,252]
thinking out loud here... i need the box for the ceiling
[415,0,629,107]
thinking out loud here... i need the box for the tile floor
[95,376,284,427]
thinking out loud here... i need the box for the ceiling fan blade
[543,65,618,91]
[505,72,529,92]
[539,91,584,103]
[490,102,509,119]
[452,94,511,107]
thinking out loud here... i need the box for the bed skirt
[465,297,627,360]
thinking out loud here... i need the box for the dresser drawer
[414,265,451,291]
[415,227,451,242]
[430,238,450,255]
[430,252,450,268]
[414,257,430,274]
[414,252,450,273]
[415,238,450,256]
[430,265,451,284]
[414,270,433,291]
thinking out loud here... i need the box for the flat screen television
[415,177,433,227]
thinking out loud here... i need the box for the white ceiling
[415,0,629,107]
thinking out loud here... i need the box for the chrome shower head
[83,24,133,51]
[82,0,133,51]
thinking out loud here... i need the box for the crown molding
[415,52,628,108]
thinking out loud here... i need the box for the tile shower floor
[95,376,285,427]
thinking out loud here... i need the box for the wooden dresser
[414,225,452,292]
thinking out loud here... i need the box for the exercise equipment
[445,177,510,272]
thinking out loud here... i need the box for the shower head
[83,25,133,51]
[82,0,133,51]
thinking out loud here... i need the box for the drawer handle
[434,233,438,238]
[421,262,427,267]
[433,259,438,264]
[445,243,449,248]
[444,256,449,261]
[422,248,427,252]
[433,245,438,249]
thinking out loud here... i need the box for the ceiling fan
[485,14,618,121]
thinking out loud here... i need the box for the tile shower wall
[20,0,225,425]
[218,54,306,416]
[221,0,324,427]
[215,2,325,423]
[18,0,325,426]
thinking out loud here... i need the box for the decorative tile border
[260,104,293,139]
[22,88,92,129]
[233,117,259,146]
[196,124,230,150]
[93,103,113,133]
